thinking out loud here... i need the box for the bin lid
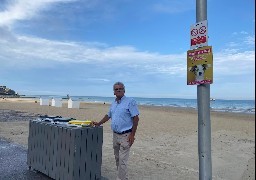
[68,120,92,125]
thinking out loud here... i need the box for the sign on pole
[187,46,213,85]
[190,20,208,49]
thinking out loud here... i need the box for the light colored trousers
[113,132,131,180]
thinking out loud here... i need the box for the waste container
[27,119,103,180]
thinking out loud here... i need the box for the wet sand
[0,98,255,180]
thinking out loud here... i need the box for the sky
[0,0,255,100]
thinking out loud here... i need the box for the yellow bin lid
[68,120,92,125]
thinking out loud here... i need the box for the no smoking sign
[191,29,198,36]
[190,20,208,49]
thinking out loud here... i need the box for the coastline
[1,96,254,115]
[0,97,255,180]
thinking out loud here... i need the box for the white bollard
[39,98,49,106]
[52,98,62,107]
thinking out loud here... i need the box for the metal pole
[196,0,212,180]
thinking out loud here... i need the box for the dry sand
[0,98,255,180]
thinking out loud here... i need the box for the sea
[29,95,255,114]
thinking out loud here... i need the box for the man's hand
[128,133,136,146]
[92,121,100,126]
[92,115,110,127]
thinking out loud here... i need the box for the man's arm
[128,115,139,146]
[93,114,110,126]
[131,115,139,136]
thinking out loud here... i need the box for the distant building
[0,85,19,97]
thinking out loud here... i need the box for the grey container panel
[47,124,55,178]
[55,127,62,180]
[28,121,103,180]
[27,121,32,167]
[61,127,69,180]
[88,128,96,179]
[73,128,82,180]
[67,128,76,180]
[80,129,88,179]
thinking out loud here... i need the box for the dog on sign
[188,64,211,84]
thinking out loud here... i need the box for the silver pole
[196,0,212,180]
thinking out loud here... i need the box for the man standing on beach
[93,81,140,180]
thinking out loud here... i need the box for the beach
[0,98,255,180]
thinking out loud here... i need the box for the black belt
[114,129,132,135]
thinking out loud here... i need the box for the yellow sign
[187,46,213,85]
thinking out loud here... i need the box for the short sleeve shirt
[107,96,139,133]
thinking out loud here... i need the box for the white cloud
[0,34,185,68]
[226,34,255,49]
[152,0,194,13]
[244,35,255,45]
[232,31,249,36]
[0,0,76,27]
[240,31,248,35]
[0,32,254,79]
[85,78,110,82]
[214,50,255,76]
[0,26,17,41]
[226,42,239,47]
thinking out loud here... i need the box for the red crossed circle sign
[191,29,198,36]
[199,26,207,34]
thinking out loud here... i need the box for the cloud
[0,0,76,27]
[0,0,254,86]
[0,32,254,80]
[85,78,110,82]
[232,31,249,36]
[0,34,185,68]
[152,0,194,14]
[226,33,255,49]
[0,26,17,41]
[244,35,255,45]
[214,50,255,76]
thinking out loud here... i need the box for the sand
[0,98,255,180]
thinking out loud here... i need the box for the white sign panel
[190,20,208,49]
